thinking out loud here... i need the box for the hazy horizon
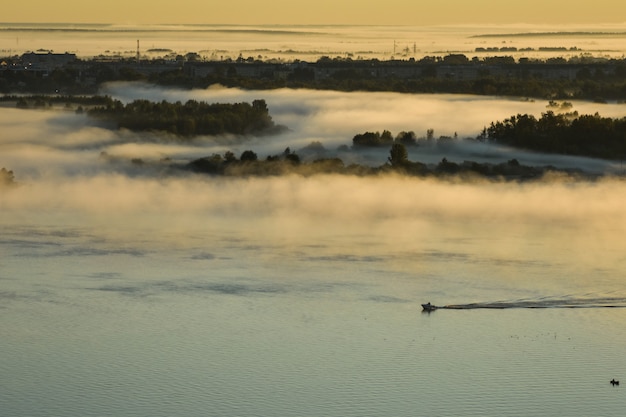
[3,23,626,61]
[3,1,626,25]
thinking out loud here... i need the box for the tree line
[181,144,555,181]
[8,93,626,161]
[351,111,626,161]
[87,98,284,137]
[143,67,626,102]
[0,94,112,108]
[351,129,450,147]
[2,95,283,139]
[482,111,626,159]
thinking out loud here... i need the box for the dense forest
[86,98,284,136]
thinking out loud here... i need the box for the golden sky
[3,0,625,25]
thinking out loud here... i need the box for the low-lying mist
[4,83,625,178]
[98,82,625,170]
[2,84,626,270]
[3,173,626,273]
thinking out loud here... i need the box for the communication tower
[136,40,140,63]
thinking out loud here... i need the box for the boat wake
[441,297,626,310]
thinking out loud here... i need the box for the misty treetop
[87,98,285,137]
[352,130,418,147]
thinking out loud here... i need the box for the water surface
[2,86,626,416]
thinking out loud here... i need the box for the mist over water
[103,83,626,170]
[4,86,626,416]
[3,85,626,283]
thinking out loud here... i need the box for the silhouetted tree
[282,147,300,164]
[388,143,409,167]
[240,150,258,162]
[353,131,382,147]
[224,151,237,162]
[395,131,417,146]
[380,130,394,145]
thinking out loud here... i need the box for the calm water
[2,182,626,416]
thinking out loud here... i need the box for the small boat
[422,302,438,312]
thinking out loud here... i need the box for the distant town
[2,50,626,100]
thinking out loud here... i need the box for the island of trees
[347,111,626,161]
[180,143,571,181]
[13,94,625,161]
[180,107,626,180]
[4,95,626,184]
[348,110,626,161]
[482,111,626,159]
[1,94,286,137]
[86,97,284,136]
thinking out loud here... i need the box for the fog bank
[2,172,625,280]
[2,87,626,270]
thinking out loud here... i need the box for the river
[2,83,626,415]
